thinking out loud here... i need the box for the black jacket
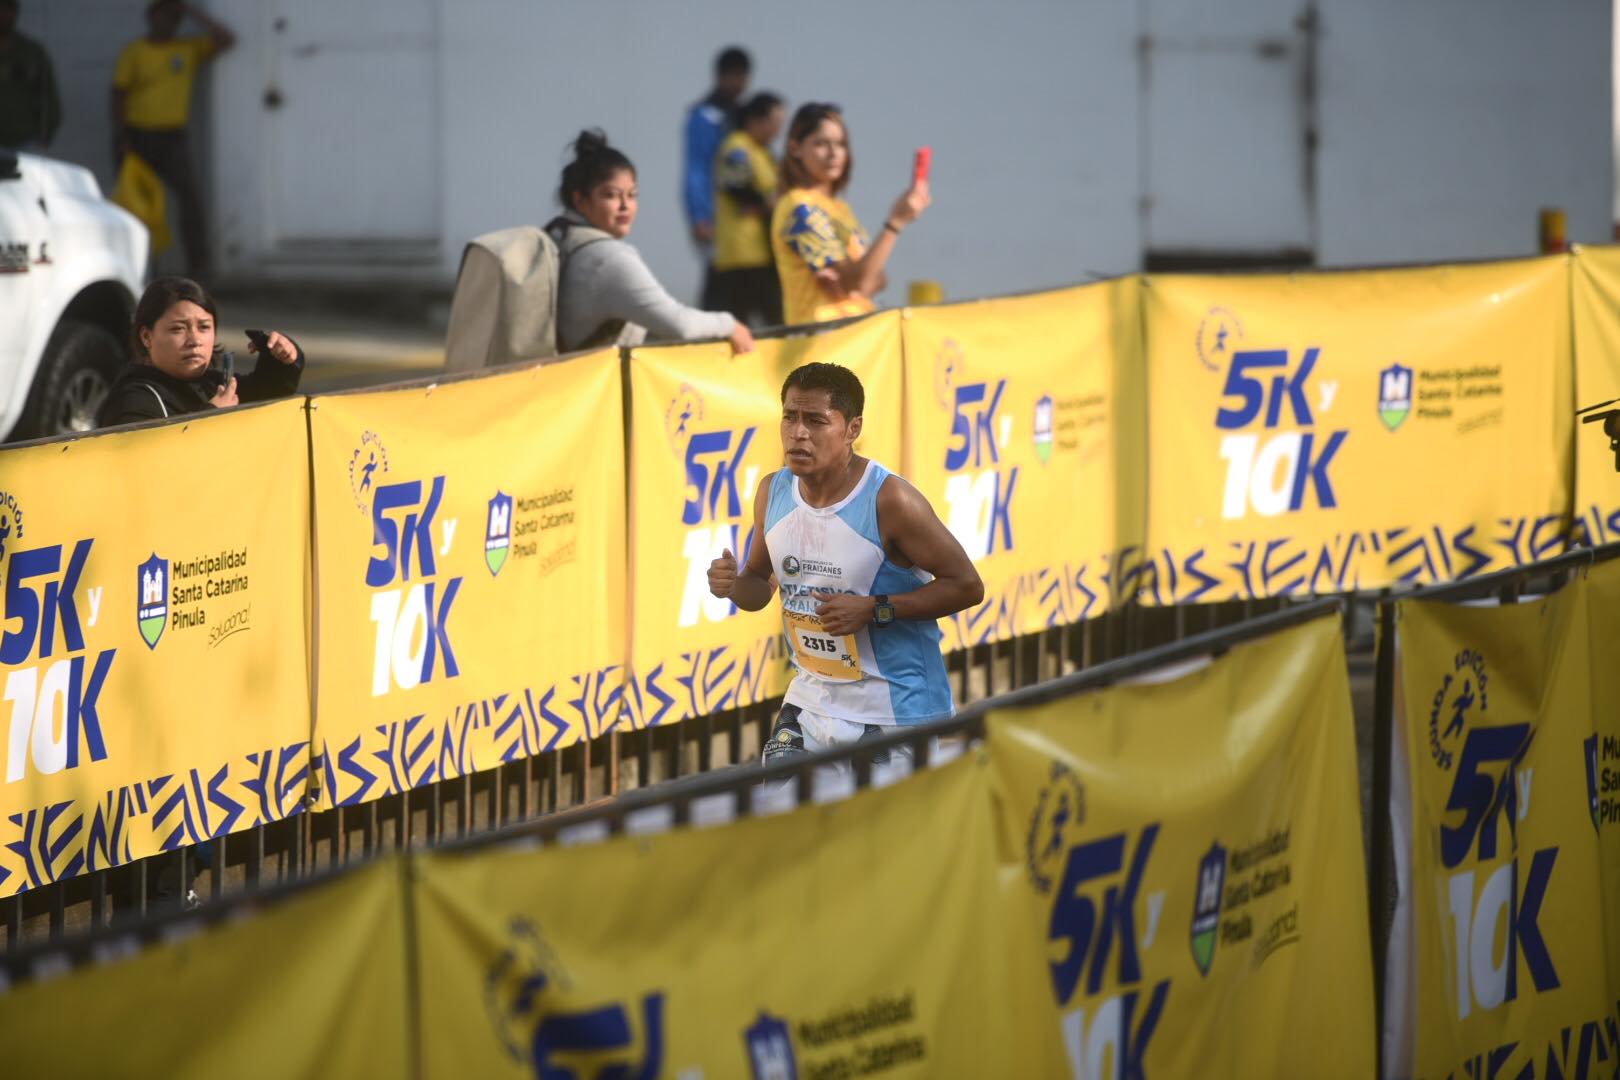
[97,340,305,427]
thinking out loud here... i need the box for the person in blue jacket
[683,45,751,308]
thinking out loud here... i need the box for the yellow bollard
[1539,207,1567,254]
[908,280,944,306]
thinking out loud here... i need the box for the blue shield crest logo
[1378,363,1413,431]
[486,491,513,576]
[1190,841,1227,975]
[744,1011,798,1080]
[137,553,168,649]
[1587,734,1601,832]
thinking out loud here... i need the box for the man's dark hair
[739,92,783,126]
[716,46,752,76]
[782,363,864,420]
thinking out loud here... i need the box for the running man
[707,362,983,764]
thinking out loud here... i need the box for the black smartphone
[207,349,235,397]
[244,328,270,353]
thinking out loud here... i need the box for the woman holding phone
[771,103,931,326]
[98,276,304,426]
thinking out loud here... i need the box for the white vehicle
[0,151,147,439]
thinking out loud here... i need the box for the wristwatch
[872,594,895,627]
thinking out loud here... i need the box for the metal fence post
[1369,596,1398,1080]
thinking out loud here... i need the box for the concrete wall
[20,0,1615,302]
[1318,0,1611,266]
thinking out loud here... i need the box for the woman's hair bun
[558,128,636,208]
[572,129,611,158]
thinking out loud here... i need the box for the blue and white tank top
[764,460,953,725]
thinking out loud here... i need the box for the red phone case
[913,147,932,185]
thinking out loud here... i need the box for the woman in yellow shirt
[770,103,930,326]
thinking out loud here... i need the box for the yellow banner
[899,281,1144,647]
[1143,260,1573,602]
[0,858,410,1077]
[1570,246,1620,546]
[413,753,1066,1077]
[626,315,903,727]
[1588,558,1620,1019]
[988,613,1377,1075]
[308,355,626,809]
[0,402,311,895]
[1392,564,1620,1077]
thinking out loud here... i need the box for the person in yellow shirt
[712,91,784,326]
[771,103,929,327]
[110,0,234,276]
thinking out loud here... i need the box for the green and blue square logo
[1190,841,1226,975]
[1033,394,1054,464]
[1378,363,1412,431]
[137,553,168,649]
[486,492,513,577]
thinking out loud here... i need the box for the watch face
[875,601,895,625]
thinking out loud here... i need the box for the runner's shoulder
[875,469,925,511]
[754,468,783,509]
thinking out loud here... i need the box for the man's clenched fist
[708,547,738,598]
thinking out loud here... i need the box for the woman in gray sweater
[551,130,754,355]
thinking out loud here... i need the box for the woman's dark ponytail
[558,129,636,209]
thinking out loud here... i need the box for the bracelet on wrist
[883,220,903,236]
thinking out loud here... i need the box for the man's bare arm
[707,472,777,612]
[880,476,983,619]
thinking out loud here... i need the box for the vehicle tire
[14,319,126,439]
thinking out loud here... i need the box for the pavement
[211,286,450,395]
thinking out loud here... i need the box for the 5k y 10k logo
[1215,348,1346,520]
[366,478,461,696]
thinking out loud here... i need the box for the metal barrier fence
[1365,539,1620,1070]
[0,597,1334,985]
[5,532,1615,1067]
[0,593,1307,953]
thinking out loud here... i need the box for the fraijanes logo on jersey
[744,1011,798,1079]
[1587,733,1601,832]
[347,431,389,513]
[1378,363,1412,431]
[1190,841,1227,976]
[782,555,801,577]
[1033,394,1054,464]
[485,492,513,577]
[137,553,169,649]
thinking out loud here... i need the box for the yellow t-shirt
[713,131,777,272]
[771,188,877,326]
[113,36,215,131]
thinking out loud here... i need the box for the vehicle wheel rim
[60,368,110,434]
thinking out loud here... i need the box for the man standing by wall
[683,46,750,308]
[0,0,60,151]
[111,0,234,277]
